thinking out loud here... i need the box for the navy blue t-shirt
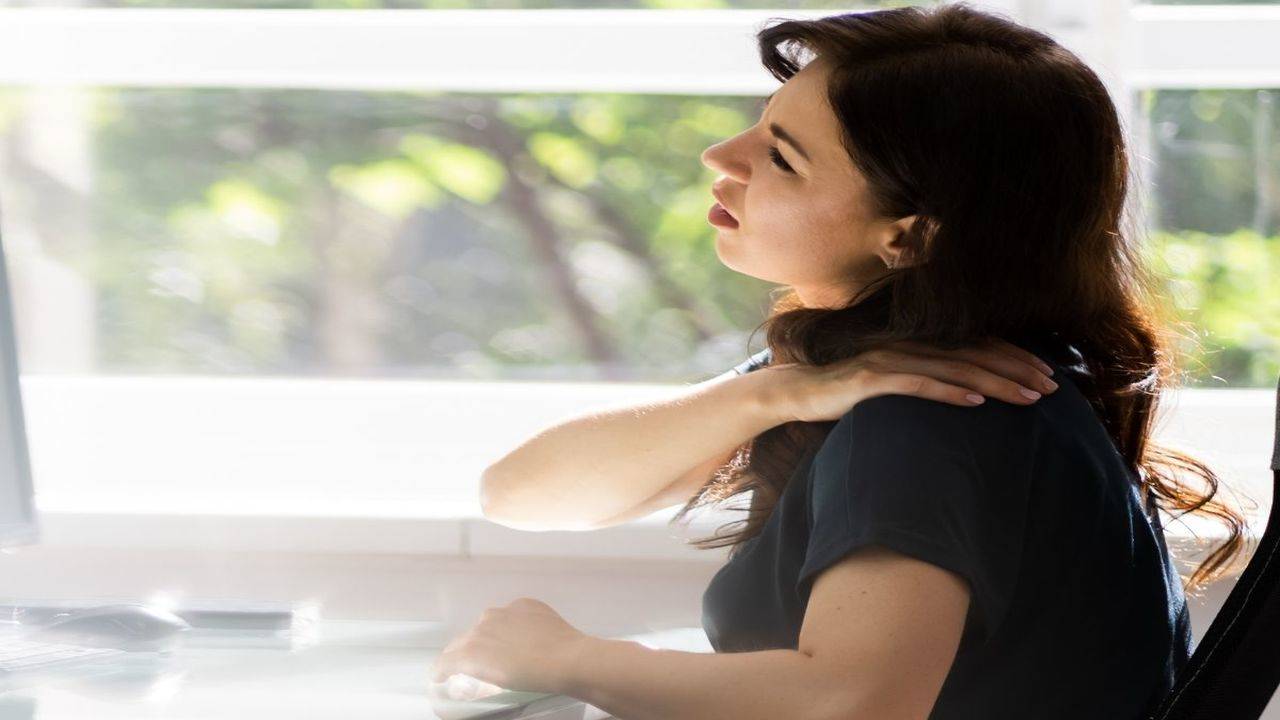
[702,334,1192,718]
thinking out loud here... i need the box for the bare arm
[480,367,786,531]
[557,546,970,720]
[481,338,1058,531]
[576,442,738,530]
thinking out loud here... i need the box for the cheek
[761,194,861,269]
[741,180,814,246]
[714,181,868,285]
[730,187,815,270]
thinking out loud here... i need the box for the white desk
[0,619,665,720]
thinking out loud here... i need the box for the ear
[879,214,919,269]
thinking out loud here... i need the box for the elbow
[478,466,552,530]
[478,468,592,532]
[478,466,514,522]
[479,465,598,531]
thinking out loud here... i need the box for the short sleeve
[797,394,1031,648]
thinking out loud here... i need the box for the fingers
[431,649,490,686]
[962,340,1059,394]
[430,672,503,701]
[883,339,1058,399]
[865,351,1050,406]
[981,337,1055,378]
[871,372,989,407]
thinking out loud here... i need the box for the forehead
[774,59,830,104]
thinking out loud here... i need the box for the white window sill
[32,501,738,562]
[18,376,1274,562]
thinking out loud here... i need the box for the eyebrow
[760,90,812,164]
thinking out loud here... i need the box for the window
[0,1,1273,533]
[1139,88,1278,388]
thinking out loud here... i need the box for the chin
[712,236,750,274]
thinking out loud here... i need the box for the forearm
[481,368,786,529]
[560,637,852,720]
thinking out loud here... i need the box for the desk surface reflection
[0,619,704,720]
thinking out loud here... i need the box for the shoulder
[831,392,1003,445]
[838,392,977,428]
[812,393,1040,480]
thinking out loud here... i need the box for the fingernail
[1041,364,1054,376]
[965,393,985,404]
[1042,378,1059,392]
[1019,387,1042,400]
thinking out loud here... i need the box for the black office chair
[1145,372,1280,719]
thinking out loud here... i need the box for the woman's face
[700,58,914,309]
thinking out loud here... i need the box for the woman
[430,4,1248,718]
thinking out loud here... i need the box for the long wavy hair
[672,2,1250,593]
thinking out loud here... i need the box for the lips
[711,186,738,221]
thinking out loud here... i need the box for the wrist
[735,365,795,426]
[556,633,603,697]
[556,635,636,702]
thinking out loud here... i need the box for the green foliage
[3,83,1274,385]
[399,136,506,204]
[1143,229,1279,388]
[329,159,444,219]
[527,132,599,189]
[1147,88,1278,237]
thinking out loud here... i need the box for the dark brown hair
[672,2,1249,593]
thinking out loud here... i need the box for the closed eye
[768,146,794,174]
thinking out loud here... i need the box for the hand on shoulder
[767,336,1059,424]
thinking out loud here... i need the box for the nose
[700,143,724,174]
[701,138,748,183]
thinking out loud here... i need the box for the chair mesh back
[1146,373,1280,719]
